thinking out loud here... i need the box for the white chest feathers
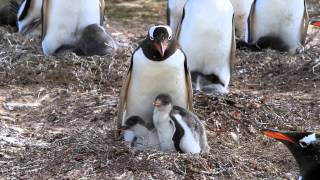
[126,48,188,123]
[42,0,101,55]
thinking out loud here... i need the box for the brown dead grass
[0,0,319,179]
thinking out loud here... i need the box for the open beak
[155,40,169,57]
[263,130,296,144]
[153,100,161,107]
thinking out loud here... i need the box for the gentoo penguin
[117,25,193,141]
[229,0,254,42]
[17,0,42,35]
[178,0,235,94]
[41,0,106,55]
[248,0,309,53]
[167,0,187,37]
[263,129,320,180]
[152,94,209,154]
[0,0,19,28]
[121,116,160,151]
[75,24,118,56]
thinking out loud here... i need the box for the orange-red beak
[311,21,320,27]
[154,40,169,57]
[263,130,296,144]
[153,99,161,107]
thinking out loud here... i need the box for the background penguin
[178,0,235,94]
[75,24,118,56]
[248,0,309,54]
[167,0,186,38]
[0,0,19,29]
[17,0,42,35]
[117,25,193,141]
[153,94,209,154]
[229,0,254,43]
[263,129,320,180]
[121,116,160,151]
[41,0,106,55]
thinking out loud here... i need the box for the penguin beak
[263,130,296,144]
[311,21,320,27]
[155,40,169,57]
[153,100,162,107]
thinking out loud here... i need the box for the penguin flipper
[41,0,50,41]
[300,0,309,45]
[99,0,105,25]
[248,0,257,43]
[183,53,193,111]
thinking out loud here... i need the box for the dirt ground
[0,0,319,179]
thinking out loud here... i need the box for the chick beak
[153,100,162,107]
[263,130,296,144]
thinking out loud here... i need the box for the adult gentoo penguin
[229,0,254,42]
[167,0,187,37]
[263,129,320,180]
[117,25,193,140]
[41,0,106,55]
[121,116,160,151]
[178,0,235,94]
[17,0,42,35]
[152,94,209,154]
[248,0,309,53]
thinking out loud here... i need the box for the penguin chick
[17,0,42,35]
[263,129,320,180]
[153,94,209,154]
[75,24,118,56]
[122,116,160,151]
[0,0,19,29]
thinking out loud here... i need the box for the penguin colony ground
[0,0,319,179]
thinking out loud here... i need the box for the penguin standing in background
[121,116,160,151]
[178,0,235,94]
[117,25,193,141]
[41,0,106,55]
[17,0,42,35]
[229,0,254,42]
[167,0,187,37]
[0,0,19,29]
[263,129,320,180]
[153,94,209,154]
[248,0,309,53]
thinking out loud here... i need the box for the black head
[148,25,173,57]
[123,116,146,129]
[75,24,117,56]
[263,129,320,178]
[153,93,173,107]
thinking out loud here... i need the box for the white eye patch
[148,25,173,41]
[299,133,316,148]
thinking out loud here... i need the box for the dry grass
[0,0,319,179]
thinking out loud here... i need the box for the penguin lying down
[122,94,209,154]
[263,129,320,180]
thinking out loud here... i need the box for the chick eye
[299,141,309,148]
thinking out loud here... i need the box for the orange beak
[154,40,169,57]
[263,130,296,144]
[153,100,161,107]
[311,21,320,27]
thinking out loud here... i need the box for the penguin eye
[299,141,308,148]
[168,35,172,40]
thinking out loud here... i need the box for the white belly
[179,0,233,87]
[251,0,305,52]
[42,0,100,55]
[126,48,188,123]
[229,0,254,42]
